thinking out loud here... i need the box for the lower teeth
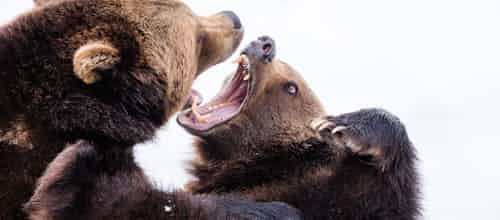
[243,73,250,81]
[191,96,209,123]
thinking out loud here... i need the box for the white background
[2,1,500,219]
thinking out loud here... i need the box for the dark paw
[311,116,336,137]
[312,109,412,167]
[311,116,358,152]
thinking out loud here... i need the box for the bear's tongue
[179,55,251,131]
[191,81,247,123]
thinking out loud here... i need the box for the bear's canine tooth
[241,54,249,65]
[191,96,209,123]
[233,54,250,66]
[243,73,250,81]
[232,55,244,64]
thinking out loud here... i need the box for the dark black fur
[1,0,246,218]
[25,141,302,220]
[0,4,164,218]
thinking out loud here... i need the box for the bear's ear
[73,42,120,84]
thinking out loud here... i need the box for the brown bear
[26,37,420,219]
[180,36,421,219]
[0,0,243,219]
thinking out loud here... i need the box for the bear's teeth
[193,111,209,123]
[212,102,234,110]
[233,55,244,64]
[243,73,250,81]
[191,96,208,123]
[241,55,249,65]
[233,55,249,66]
[204,102,232,113]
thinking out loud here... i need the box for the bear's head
[178,36,326,161]
[0,0,243,146]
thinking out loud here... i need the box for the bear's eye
[283,82,298,96]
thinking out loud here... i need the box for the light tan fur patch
[73,42,120,84]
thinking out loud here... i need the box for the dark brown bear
[26,37,420,219]
[0,0,244,219]
[180,37,421,219]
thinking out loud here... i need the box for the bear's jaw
[177,54,252,133]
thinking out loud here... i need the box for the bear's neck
[187,138,337,194]
[188,139,420,219]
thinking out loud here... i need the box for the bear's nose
[242,36,276,64]
[258,36,276,62]
[221,11,242,30]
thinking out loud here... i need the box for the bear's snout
[220,11,242,30]
[243,36,276,64]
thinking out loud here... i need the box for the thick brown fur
[189,109,421,220]
[26,141,302,220]
[1,0,243,219]
[185,38,421,219]
[24,38,420,219]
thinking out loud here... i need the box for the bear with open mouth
[24,37,304,220]
[27,37,420,220]
[180,36,421,220]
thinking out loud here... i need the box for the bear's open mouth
[177,54,252,132]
